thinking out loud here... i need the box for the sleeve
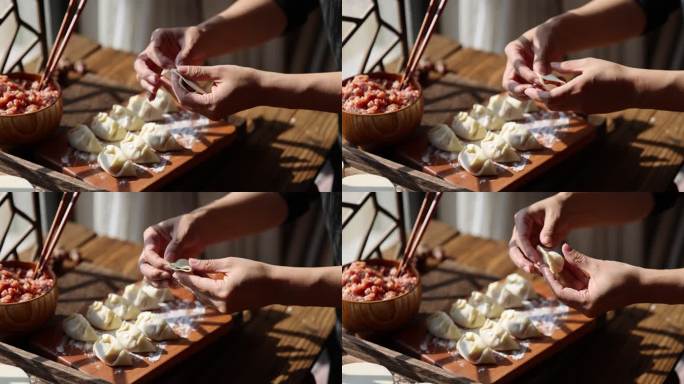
[650,192,678,216]
[279,192,318,223]
[273,0,319,32]
[634,0,680,33]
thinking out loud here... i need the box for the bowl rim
[0,72,63,118]
[0,259,57,307]
[341,72,423,117]
[342,258,421,304]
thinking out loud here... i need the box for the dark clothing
[651,192,679,216]
[635,0,680,33]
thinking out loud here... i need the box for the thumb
[176,65,219,81]
[561,243,595,273]
[540,209,560,247]
[550,59,584,75]
[163,237,184,262]
[189,257,231,273]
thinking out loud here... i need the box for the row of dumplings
[426,94,544,176]
[425,273,543,365]
[62,282,179,366]
[66,90,185,178]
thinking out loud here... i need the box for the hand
[173,257,275,314]
[170,65,260,120]
[502,18,566,99]
[524,58,638,114]
[541,244,639,317]
[138,213,206,287]
[134,26,207,98]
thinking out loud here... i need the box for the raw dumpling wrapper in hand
[94,334,134,366]
[468,291,503,319]
[480,132,520,163]
[449,298,485,328]
[67,124,102,154]
[62,313,98,342]
[98,145,139,178]
[458,144,497,176]
[427,123,463,152]
[538,245,564,275]
[86,301,122,331]
[499,309,543,339]
[128,94,164,121]
[90,112,125,142]
[109,104,144,132]
[501,122,543,151]
[140,123,184,152]
[504,273,537,300]
[135,311,179,341]
[451,112,486,141]
[120,134,161,164]
[426,311,462,340]
[479,319,520,351]
[457,332,496,365]
[115,322,155,353]
[104,293,140,321]
[486,281,524,309]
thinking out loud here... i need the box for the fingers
[188,258,232,273]
[134,54,163,96]
[540,208,560,247]
[176,65,220,81]
[561,243,595,273]
[512,210,542,265]
[139,249,173,281]
[173,271,223,296]
[508,243,538,275]
[550,60,585,75]
[162,238,184,262]
[540,264,586,307]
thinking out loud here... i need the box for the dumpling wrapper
[90,112,125,142]
[136,311,179,341]
[94,334,134,366]
[427,123,463,152]
[98,145,139,178]
[457,332,496,365]
[499,309,543,339]
[62,313,98,342]
[486,281,524,309]
[120,134,161,164]
[449,298,485,329]
[468,291,503,319]
[115,322,156,353]
[480,132,520,163]
[86,301,122,331]
[67,124,102,154]
[140,123,184,152]
[458,144,497,176]
[426,311,462,340]
[127,94,164,121]
[501,122,543,151]
[451,111,485,140]
[109,104,144,132]
[104,293,140,321]
[537,245,564,275]
[504,273,537,300]
[479,319,520,351]
[537,73,566,91]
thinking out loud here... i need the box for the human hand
[173,257,275,314]
[541,243,639,317]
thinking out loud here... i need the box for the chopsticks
[400,0,448,88]
[399,192,443,274]
[39,0,88,89]
[34,192,80,277]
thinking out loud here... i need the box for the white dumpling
[115,322,155,353]
[135,311,179,341]
[480,132,520,163]
[67,124,102,154]
[120,134,160,164]
[427,123,463,152]
[109,104,144,132]
[127,94,163,121]
[456,332,496,365]
[150,89,178,113]
[486,94,505,114]
[537,245,564,275]
[141,283,174,302]
[122,284,160,311]
[468,291,503,319]
[501,122,543,151]
[449,298,485,329]
[450,111,485,140]
[94,334,134,366]
[426,311,461,340]
[499,309,543,339]
[485,281,523,309]
[90,112,125,142]
[504,273,537,300]
[98,145,139,178]
[104,293,140,321]
[458,144,497,176]
[479,319,520,351]
[470,104,504,131]
[62,313,98,342]
[86,301,122,331]
[140,123,183,152]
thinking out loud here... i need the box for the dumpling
[122,284,159,311]
[504,273,537,300]
[486,94,506,114]
[67,124,102,154]
[499,309,543,339]
[86,301,122,331]
[537,245,564,275]
[120,134,161,164]
[426,311,461,340]
[135,311,179,341]
[449,298,485,328]
[90,112,125,142]
[62,313,98,342]
[104,293,140,321]
[427,123,463,152]
[109,104,144,132]
[150,89,178,113]
[485,281,523,309]
[458,144,497,176]
[98,145,139,178]
[93,334,134,366]
[497,97,524,121]
[140,123,183,152]
[450,112,485,140]
[480,132,520,163]
[456,332,496,365]
[479,319,520,351]
[127,94,163,121]
[141,283,174,302]
[470,104,504,131]
[468,291,503,319]
[115,322,155,353]
[501,122,543,151]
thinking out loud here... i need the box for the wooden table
[1,34,338,191]
[343,220,684,383]
[343,35,684,192]
[0,222,337,383]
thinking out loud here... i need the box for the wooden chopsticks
[34,192,80,277]
[400,0,449,88]
[399,192,443,274]
[39,0,88,89]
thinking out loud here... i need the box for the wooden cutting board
[34,74,244,191]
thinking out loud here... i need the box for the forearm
[559,192,654,229]
[634,267,684,304]
[269,265,341,308]
[257,71,341,113]
[631,68,684,112]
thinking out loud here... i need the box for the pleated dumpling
[470,104,505,131]
[135,311,179,341]
[449,298,485,329]
[458,144,497,176]
[426,311,462,340]
[109,104,144,132]
[122,283,160,311]
[120,134,161,164]
[150,89,178,113]
[507,96,538,113]
[128,94,163,121]
[537,245,564,275]
[90,112,125,142]
[98,145,139,178]
[501,122,543,151]
[457,332,496,365]
[427,123,463,152]
[480,132,520,163]
[479,319,520,351]
[450,112,485,141]
[140,123,183,152]
[485,281,523,309]
[468,291,503,319]
[67,124,102,154]
[499,309,543,339]
[94,334,134,366]
[86,301,122,331]
[115,322,155,353]
[504,273,537,300]
[141,283,174,302]
[62,313,98,342]
[104,293,140,321]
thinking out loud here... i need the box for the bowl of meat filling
[0,260,58,332]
